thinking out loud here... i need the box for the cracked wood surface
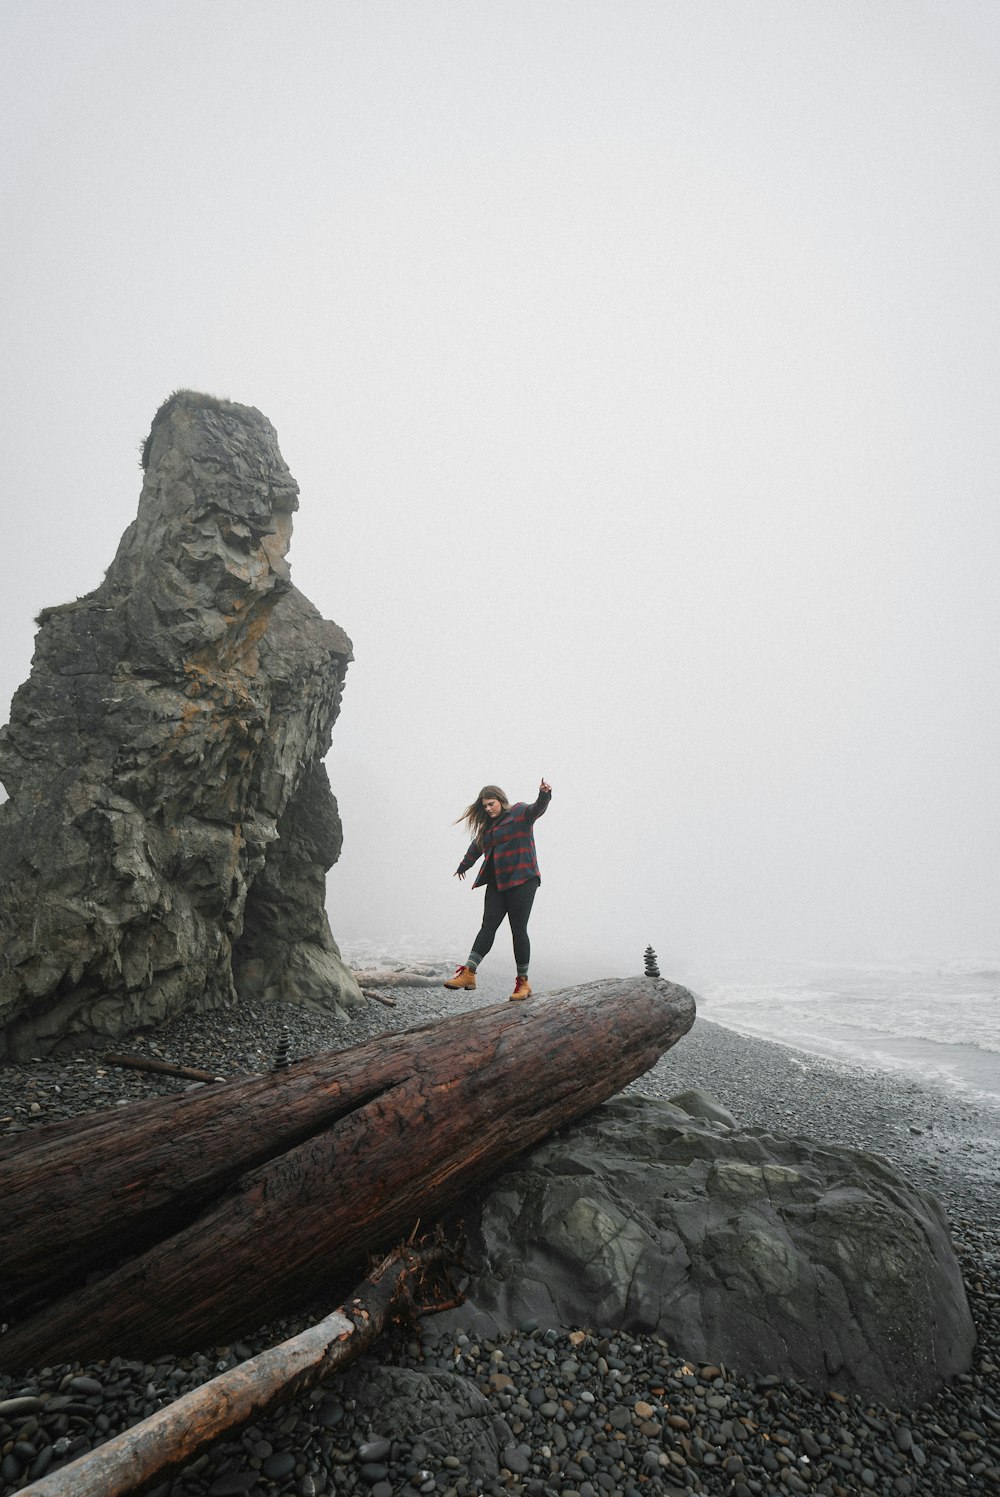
[0,976,695,1370]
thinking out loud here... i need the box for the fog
[2,2,998,985]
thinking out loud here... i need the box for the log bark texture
[17,1242,447,1497]
[0,976,695,1370]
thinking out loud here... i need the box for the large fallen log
[0,975,695,1370]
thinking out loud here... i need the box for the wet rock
[668,1089,737,1130]
[0,392,360,1059]
[432,1094,975,1406]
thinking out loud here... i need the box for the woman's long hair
[456,785,510,847]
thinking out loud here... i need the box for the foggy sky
[2,1,998,981]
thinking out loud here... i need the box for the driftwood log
[360,987,398,1007]
[0,975,695,1371]
[105,1051,228,1084]
[352,968,445,987]
[17,1240,448,1497]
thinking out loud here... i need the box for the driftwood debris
[352,967,445,987]
[0,975,696,1370]
[354,967,450,1006]
[360,988,398,1007]
[105,1052,227,1084]
[17,1239,449,1497]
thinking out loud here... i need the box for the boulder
[432,1094,975,1407]
[668,1087,738,1130]
[0,391,361,1059]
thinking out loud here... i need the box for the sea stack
[0,392,361,1059]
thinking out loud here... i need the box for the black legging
[471,876,540,971]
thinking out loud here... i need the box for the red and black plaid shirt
[457,788,551,891]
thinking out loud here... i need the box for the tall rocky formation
[0,392,361,1059]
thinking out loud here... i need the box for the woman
[444,778,552,1001]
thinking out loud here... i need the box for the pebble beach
[1,967,998,1497]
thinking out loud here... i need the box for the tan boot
[444,964,477,991]
[509,976,532,1001]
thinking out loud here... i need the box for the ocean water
[685,958,1000,1111]
[342,933,1000,1112]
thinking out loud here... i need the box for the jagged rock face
[431,1094,975,1407]
[0,393,361,1059]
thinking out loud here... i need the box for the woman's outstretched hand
[455,869,467,880]
[540,778,552,794]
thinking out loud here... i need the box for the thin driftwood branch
[105,1053,227,1084]
[351,968,444,987]
[17,1240,450,1497]
[361,987,398,1007]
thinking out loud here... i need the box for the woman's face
[481,796,503,819]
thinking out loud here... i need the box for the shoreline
[2,965,998,1250]
[1,972,998,1496]
[690,1003,1000,1116]
[632,1011,1000,1228]
[672,956,1000,1117]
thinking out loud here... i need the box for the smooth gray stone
[668,1087,738,1130]
[429,1092,975,1407]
